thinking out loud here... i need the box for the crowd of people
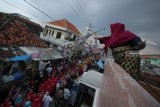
[0,21,146,107]
[0,53,105,107]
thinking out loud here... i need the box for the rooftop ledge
[93,59,160,107]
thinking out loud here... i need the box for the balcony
[40,33,65,47]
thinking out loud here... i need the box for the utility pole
[87,23,98,47]
[95,32,97,47]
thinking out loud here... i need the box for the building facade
[40,19,81,47]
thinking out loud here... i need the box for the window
[51,31,54,36]
[64,35,69,40]
[56,32,62,39]
[73,35,76,40]
[45,29,48,35]
[49,30,51,35]
[69,35,76,41]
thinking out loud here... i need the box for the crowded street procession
[0,0,160,107]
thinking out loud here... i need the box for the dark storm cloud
[78,0,160,45]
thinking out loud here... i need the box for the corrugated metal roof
[20,47,64,60]
[140,44,160,56]
[80,70,103,89]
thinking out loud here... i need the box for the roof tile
[49,19,81,35]
[0,12,48,48]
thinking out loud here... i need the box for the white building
[40,19,81,47]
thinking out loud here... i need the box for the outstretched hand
[94,36,104,39]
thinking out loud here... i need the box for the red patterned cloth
[32,96,42,107]
[27,92,34,100]
[3,100,12,107]
[39,84,46,93]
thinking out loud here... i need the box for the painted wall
[41,26,77,45]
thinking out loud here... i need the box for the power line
[65,0,87,27]
[1,0,48,22]
[24,0,56,21]
[72,0,89,24]
[74,0,92,25]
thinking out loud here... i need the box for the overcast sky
[0,0,160,46]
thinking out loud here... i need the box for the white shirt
[64,88,70,100]
[43,95,52,107]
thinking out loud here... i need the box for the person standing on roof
[95,23,146,51]
[95,22,146,80]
